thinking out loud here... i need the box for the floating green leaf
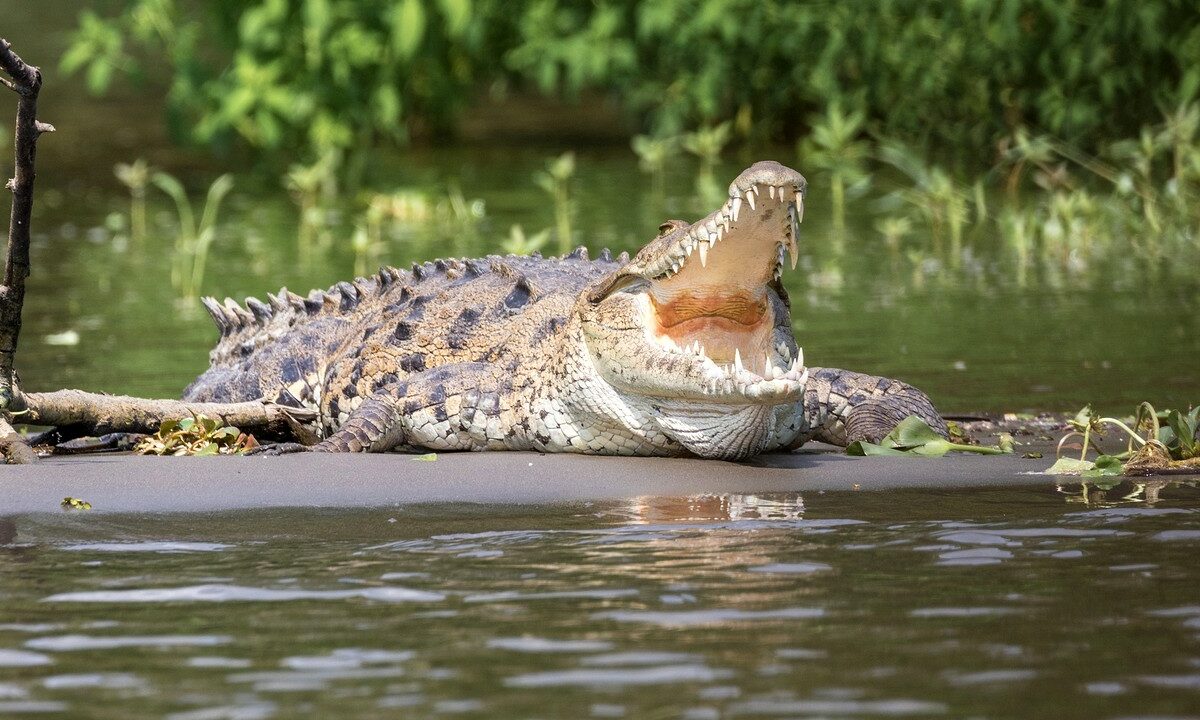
[846,416,1011,458]
[1046,457,1096,475]
[61,497,93,511]
[412,453,438,462]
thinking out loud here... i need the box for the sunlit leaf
[1045,457,1096,475]
[390,0,426,59]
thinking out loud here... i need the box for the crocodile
[183,161,946,458]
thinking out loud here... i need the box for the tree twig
[1,38,53,410]
[0,38,53,463]
[20,390,316,437]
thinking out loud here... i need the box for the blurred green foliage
[63,0,1200,164]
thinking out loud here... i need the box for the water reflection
[622,493,807,524]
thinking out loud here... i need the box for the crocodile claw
[244,442,311,457]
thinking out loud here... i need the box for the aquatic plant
[631,134,679,194]
[500,224,550,256]
[134,415,257,456]
[1048,404,1200,477]
[877,143,975,266]
[60,496,92,511]
[113,158,150,242]
[533,152,576,253]
[359,186,484,262]
[152,171,234,300]
[682,122,731,203]
[285,152,340,256]
[847,416,1012,457]
[798,103,871,232]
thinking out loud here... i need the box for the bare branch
[0,37,50,418]
[21,390,316,438]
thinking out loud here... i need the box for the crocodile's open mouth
[645,166,805,399]
[584,161,808,404]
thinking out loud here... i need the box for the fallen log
[20,390,315,438]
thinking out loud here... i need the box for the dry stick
[0,39,53,463]
[21,390,316,437]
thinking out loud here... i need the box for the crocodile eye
[657,220,688,237]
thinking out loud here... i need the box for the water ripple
[26,635,230,651]
[487,637,614,653]
[0,649,53,667]
[749,562,833,574]
[727,697,946,716]
[594,608,824,627]
[909,607,1019,618]
[60,542,232,553]
[505,664,731,688]
[42,583,444,604]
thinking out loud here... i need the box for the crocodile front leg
[314,362,503,453]
[801,367,947,447]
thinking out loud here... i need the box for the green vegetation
[62,1,1198,163]
[60,1,1199,290]
[151,170,235,301]
[847,416,1013,458]
[60,496,93,511]
[134,415,258,456]
[533,152,576,252]
[1048,404,1200,477]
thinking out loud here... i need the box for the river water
[3,484,1200,718]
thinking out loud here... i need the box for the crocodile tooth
[795,196,804,223]
[769,185,776,200]
[746,188,756,211]
[734,348,743,371]
[796,346,804,369]
[685,244,693,257]
[707,231,717,249]
[286,291,305,310]
[731,196,742,222]
[697,241,708,268]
